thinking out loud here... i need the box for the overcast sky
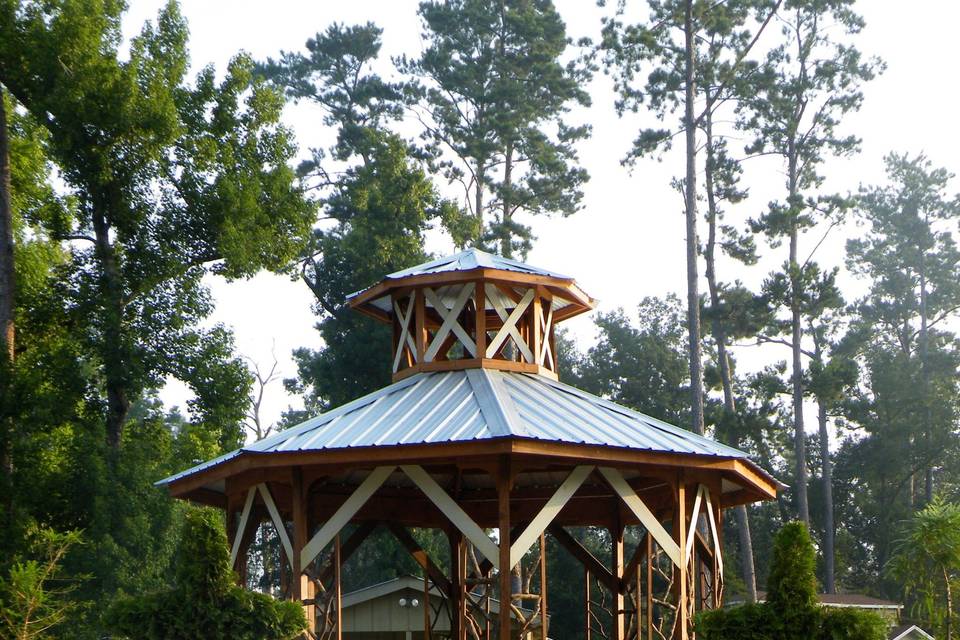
[125,1,960,429]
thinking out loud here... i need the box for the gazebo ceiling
[158,368,777,506]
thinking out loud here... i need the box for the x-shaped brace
[485,284,535,362]
[423,285,477,362]
[392,292,417,373]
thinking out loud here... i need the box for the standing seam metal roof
[158,369,749,486]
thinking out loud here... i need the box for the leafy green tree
[568,295,690,426]
[849,153,960,503]
[0,0,312,448]
[889,498,960,640]
[399,0,591,257]
[105,509,306,640]
[285,129,458,409]
[263,24,460,409]
[739,0,880,526]
[0,526,84,640]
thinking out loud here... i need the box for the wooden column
[612,516,626,640]
[291,468,316,634]
[497,457,513,640]
[673,476,689,640]
[539,532,548,640]
[475,281,486,359]
[450,531,465,640]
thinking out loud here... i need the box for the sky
[123,1,960,430]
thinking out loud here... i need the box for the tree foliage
[400,0,591,257]
[105,509,306,640]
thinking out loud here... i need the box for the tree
[849,153,960,503]
[569,296,690,426]
[0,526,84,640]
[698,522,885,640]
[600,0,782,439]
[105,509,306,640]
[399,0,591,257]
[0,0,313,448]
[285,129,458,409]
[263,25,460,409]
[889,498,960,640]
[739,0,879,525]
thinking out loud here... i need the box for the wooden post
[497,457,512,640]
[291,468,316,635]
[585,569,592,640]
[424,572,432,640]
[540,532,548,640]
[335,533,342,640]
[646,533,653,640]
[416,287,427,363]
[451,532,465,640]
[475,281,486,361]
[612,517,626,640]
[674,477,689,640]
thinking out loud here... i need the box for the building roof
[158,368,758,488]
[889,625,934,640]
[362,248,573,284]
[340,575,538,620]
[746,591,902,609]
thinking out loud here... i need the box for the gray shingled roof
[158,369,750,487]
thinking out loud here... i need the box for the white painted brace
[401,464,500,569]
[509,465,593,567]
[230,486,256,567]
[258,482,294,565]
[599,467,682,566]
[300,465,396,572]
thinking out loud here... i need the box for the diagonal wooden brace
[300,466,395,572]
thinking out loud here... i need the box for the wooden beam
[386,522,452,593]
[547,525,617,594]
[258,483,293,564]
[598,468,681,566]
[291,468,316,633]
[230,487,256,567]
[509,465,593,567]
[402,464,499,568]
[301,466,394,572]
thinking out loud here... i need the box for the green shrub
[104,509,306,640]
[819,607,888,640]
[696,522,886,640]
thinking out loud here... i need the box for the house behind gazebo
[158,249,778,640]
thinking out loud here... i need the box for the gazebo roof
[159,368,766,492]
[355,247,572,284]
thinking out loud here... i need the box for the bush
[696,522,886,640]
[104,509,306,640]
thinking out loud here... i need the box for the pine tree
[399,0,591,257]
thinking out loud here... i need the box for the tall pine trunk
[0,85,15,523]
[788,145,810,525]
[682,0,704,436]
[918,226,933,504]
[813,332,835,593]
[501,141,513,258]
[703,109,757,601]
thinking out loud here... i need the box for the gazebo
[158,249,777,640]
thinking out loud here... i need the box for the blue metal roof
[158,369,750,487]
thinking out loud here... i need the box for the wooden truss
[226,464,726,640]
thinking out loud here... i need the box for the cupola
[347,249,596,381]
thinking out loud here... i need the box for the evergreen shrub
[696,522,886,640]
[104,509,306,640]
